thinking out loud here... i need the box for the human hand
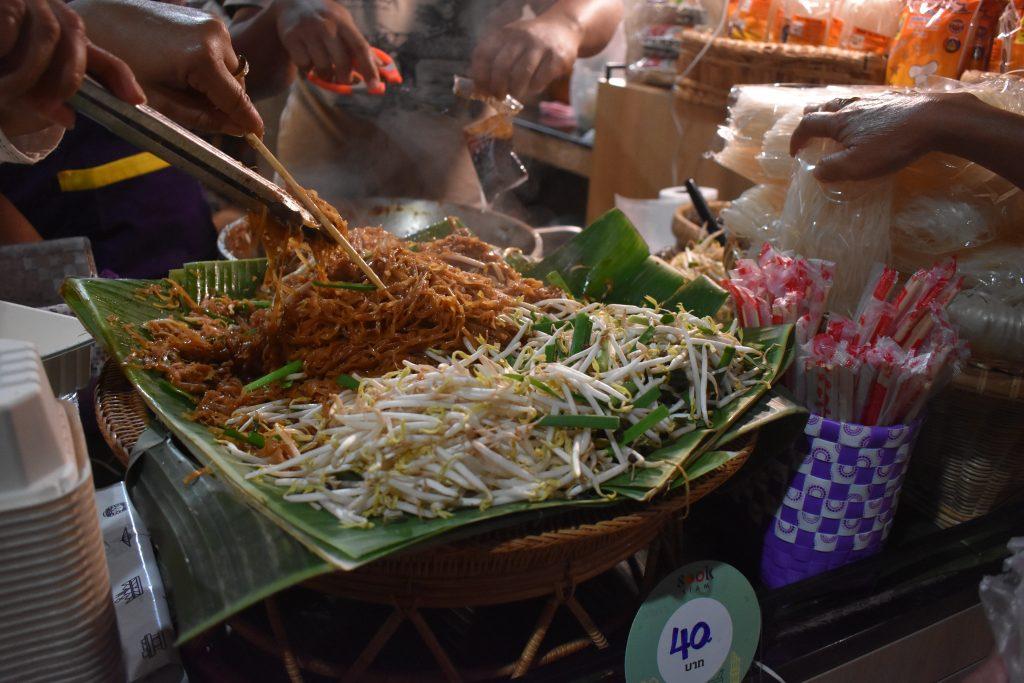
[74,0,263,136]
[789,92,979,182]
[274,0,379,91]
[470,15,582,102]
[0,0,144,137]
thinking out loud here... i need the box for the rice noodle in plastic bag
[720,183,788,245]
[979,536,1024,681]
[891,192,999,255]
[778,143,893,316]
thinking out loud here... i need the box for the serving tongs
[69,77,314,228]
[70,78,387,290]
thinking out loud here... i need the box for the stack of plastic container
[0,339,123,681]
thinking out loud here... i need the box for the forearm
[931,94,1024,191]
[0,194,42,245]
[230,3,296,99]
[530,0,623,57]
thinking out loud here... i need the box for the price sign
[625,561,760,683]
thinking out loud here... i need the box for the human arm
[790,91,1024,190]
[226,0,378,98]
[470,0,624,101]
[225,3,296,99]
[71,0,263,136]
[0,193,42,244]
[0,0,143,157]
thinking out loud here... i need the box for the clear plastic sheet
[778,143,893,316]
[979,536,1024,682]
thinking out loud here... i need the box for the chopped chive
[244,360,303,393]
[627,315,648,325]
[546,270,572,293]
[597,345,611,372]
[158,380,196,406]
[622,380,638,396]
[638,325,656,344]
[281,380,294,389]
[528,378,561,398]
[313,280,377,291]
[661,313,676,324]
[716,346,736,369]
[240,299,272,309]
[544,342,560,363]
[537,414,620,430]
[533,317,555,334]
[569,313,593,356]
[633,385,661,408]
[504,372,525,381]
[336,373,360,390]
[621,405,671,445]
[224,427,265,449]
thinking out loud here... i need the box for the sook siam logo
[676,564,715,594]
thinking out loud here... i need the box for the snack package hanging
[887,0,986,86]
[827,0,903,54]
[774,0,832,45]
[777,143,894,317]
[729,0,779,40]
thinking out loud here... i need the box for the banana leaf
[128,420,756,645]
[62,220,791,570]
[125,425,331,643]
[525,209,729,317]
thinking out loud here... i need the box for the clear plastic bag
[720,183,788,245]
[979,536,1024,682]
[778,144,893,316]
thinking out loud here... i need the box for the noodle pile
[132,213,556,426]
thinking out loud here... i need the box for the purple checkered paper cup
[760,415,921,589]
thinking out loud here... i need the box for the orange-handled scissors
[306,47,402,95]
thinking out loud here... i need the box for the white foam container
[0,301,93,397]
[0,341,124,682]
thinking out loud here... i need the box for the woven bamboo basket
[904,364,1024,528]
[674,28,887,105]
[95,361,754,679]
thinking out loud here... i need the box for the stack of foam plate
[0,339,123,682]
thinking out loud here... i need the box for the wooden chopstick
[244,133,388,292]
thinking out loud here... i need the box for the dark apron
[0,117,217,279]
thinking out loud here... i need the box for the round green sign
[625,561,760,683]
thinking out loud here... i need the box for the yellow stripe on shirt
[58,152,170,192]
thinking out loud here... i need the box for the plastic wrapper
[989,0,1024,72]
[826,0,902,54]
[778,144,893,316]
[720,183,788,245]
[891,194,999,255]
[627,54,680,86]
[949,290,1024,368]
[453,76,528,204]
[980,536,1024,682]
[886,0,997,86]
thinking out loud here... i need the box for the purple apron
[0,117,217,279]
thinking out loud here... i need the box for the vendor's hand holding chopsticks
[71,0,263,136]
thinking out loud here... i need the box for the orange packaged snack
[730,0,779,41]
[827,0,903,54]
[887,0,986,86]
[775,0,832,44]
